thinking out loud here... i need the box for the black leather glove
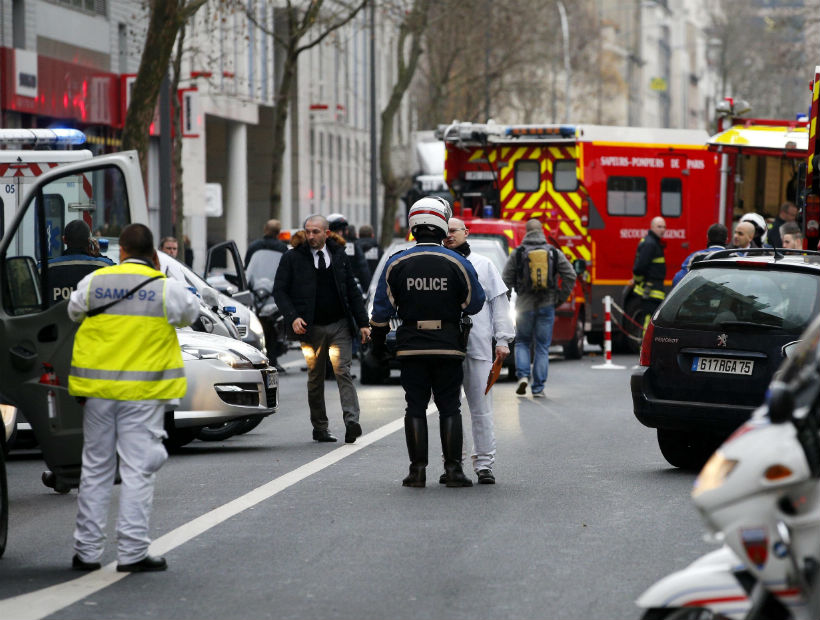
[370,324,389,360]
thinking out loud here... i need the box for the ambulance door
[0,152,147,490]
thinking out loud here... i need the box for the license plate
[263,370,274,388]
[691,357,754,375]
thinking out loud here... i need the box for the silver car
[167,329,278,448]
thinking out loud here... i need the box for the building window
[514,160,541,192]
[607,176,646,216]
[661,178,682,217]
[46,0,106,16]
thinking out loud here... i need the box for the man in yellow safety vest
[67,223,200,573]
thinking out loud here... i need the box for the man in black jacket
[632,216,667,333]
[327,213,370,294]
[244,219,290,268]
[273,215,371,444]
[355,224,382,289]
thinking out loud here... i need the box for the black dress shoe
[477,469,496,484]
[312,429,338,442]
[116,555,167,573]
[344,421,362,444]
[72,554,101,571]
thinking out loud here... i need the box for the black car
[631,248,820,470]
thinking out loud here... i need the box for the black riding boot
[440,415,473,487]
[402,416,427,488]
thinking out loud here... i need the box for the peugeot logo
[717,333,728,348]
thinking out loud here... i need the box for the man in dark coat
[244,219,290,268]
[327,213,370,294]
[632,216,667,332]
[355,224,382,290]
[273,215,370,444]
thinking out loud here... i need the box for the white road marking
[0,410,426,619]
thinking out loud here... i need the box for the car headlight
[692,451,737,497]
[180,345,255,369]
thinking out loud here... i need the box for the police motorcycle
[636,319,820,620]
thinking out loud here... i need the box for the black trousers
[399,357,463,420]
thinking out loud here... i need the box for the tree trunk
[378,0,431,248]
[269,44,299,220]
[121,0,183,183]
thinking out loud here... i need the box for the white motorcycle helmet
[740,212,767,242]
[408,196,452,237]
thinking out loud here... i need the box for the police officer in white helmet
[370,197,485,488]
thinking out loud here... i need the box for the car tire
[563,314,585,360]
[195,421,245,442]
[233,416,265,435]
[657,429,716,471]
[163,427,197,452]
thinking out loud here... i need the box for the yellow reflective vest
[69,262,186,400]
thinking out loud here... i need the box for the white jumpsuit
[462,252,515,473]
[69,261,200,565]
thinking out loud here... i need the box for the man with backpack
[502,219,576,398]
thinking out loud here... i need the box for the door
[204,240,253,307]
[0,152,147,488]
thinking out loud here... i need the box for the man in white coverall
[443,217,514,484]
[67,223,200,573]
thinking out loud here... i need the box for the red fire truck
[437,121,722,347]
[706,97,808,242]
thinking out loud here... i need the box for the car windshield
[656,266,820,334]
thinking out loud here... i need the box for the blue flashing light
[51,128,87,145]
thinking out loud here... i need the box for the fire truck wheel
[563,316,585,360]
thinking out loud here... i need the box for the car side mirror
[4,256,42,314]
[573,258,587,275]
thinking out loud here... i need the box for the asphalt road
[0,348,711,620]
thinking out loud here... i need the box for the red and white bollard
[592,296,625,370]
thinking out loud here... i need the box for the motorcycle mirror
[767,381,794,424]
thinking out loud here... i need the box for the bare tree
[241,0,368,219]
[122,0,208,180]
[379,0,432,247]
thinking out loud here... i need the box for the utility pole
[369,0,378,234]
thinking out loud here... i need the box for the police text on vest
[407,277,447,291]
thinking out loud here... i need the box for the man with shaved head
[731,220,755,250]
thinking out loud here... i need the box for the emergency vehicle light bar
[0,128,86,146]
[505,125,576,138]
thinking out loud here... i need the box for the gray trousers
[73,398,167,565]
[301,319,360,430]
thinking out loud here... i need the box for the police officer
[632,216,667,331]
[370,197,485,488]
[67,223,200,573]
[47,220,114,305]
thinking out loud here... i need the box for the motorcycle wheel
[195,420,245,442]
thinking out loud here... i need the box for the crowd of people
[57,196,810,572]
